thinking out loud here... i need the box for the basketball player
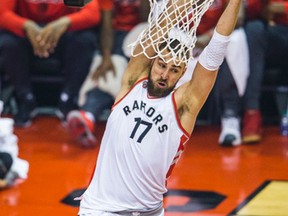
[78,0,242,215]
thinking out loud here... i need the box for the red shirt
[99,0,113,10]
[99,0,142,31]
[0,0,100,37]
[197,0,226,35]
[245,0,264,21]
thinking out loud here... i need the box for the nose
[161,70,169,79]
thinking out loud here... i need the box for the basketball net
[129,0,215,65]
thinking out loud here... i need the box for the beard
[147,73,176,98]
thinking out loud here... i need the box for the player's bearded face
[147,71,176,97]
[147,57,184,97]
[147,55,186,97]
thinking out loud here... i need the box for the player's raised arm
[175,0,242,134]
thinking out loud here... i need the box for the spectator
[217,0,288,146]
[0,0,100,127]
[66,0,150,147]
[242,0,288,143]
[217,0,266,146]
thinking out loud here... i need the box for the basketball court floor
[1,116,288,215]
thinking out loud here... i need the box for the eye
[171,68,179,73]
[158,62,166,68]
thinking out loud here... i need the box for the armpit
[178,103,190,118]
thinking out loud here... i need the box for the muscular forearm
[215,0,242,36]
[198,0,243,71]
[100,10,113,58]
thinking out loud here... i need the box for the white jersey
[79,79,190,214]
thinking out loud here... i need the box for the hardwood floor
[1,116,288,215]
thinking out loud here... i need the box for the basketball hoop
[129,0,215,65]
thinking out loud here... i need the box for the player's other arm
[116,0,157,100]
[176,0,242,134]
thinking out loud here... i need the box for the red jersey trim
[166,134,190,180]
[165,93,191,180]
[172,92,191,137]
[112,77,148,110]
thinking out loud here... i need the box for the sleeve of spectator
[67,0,101,31]
[0,0,29,37]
